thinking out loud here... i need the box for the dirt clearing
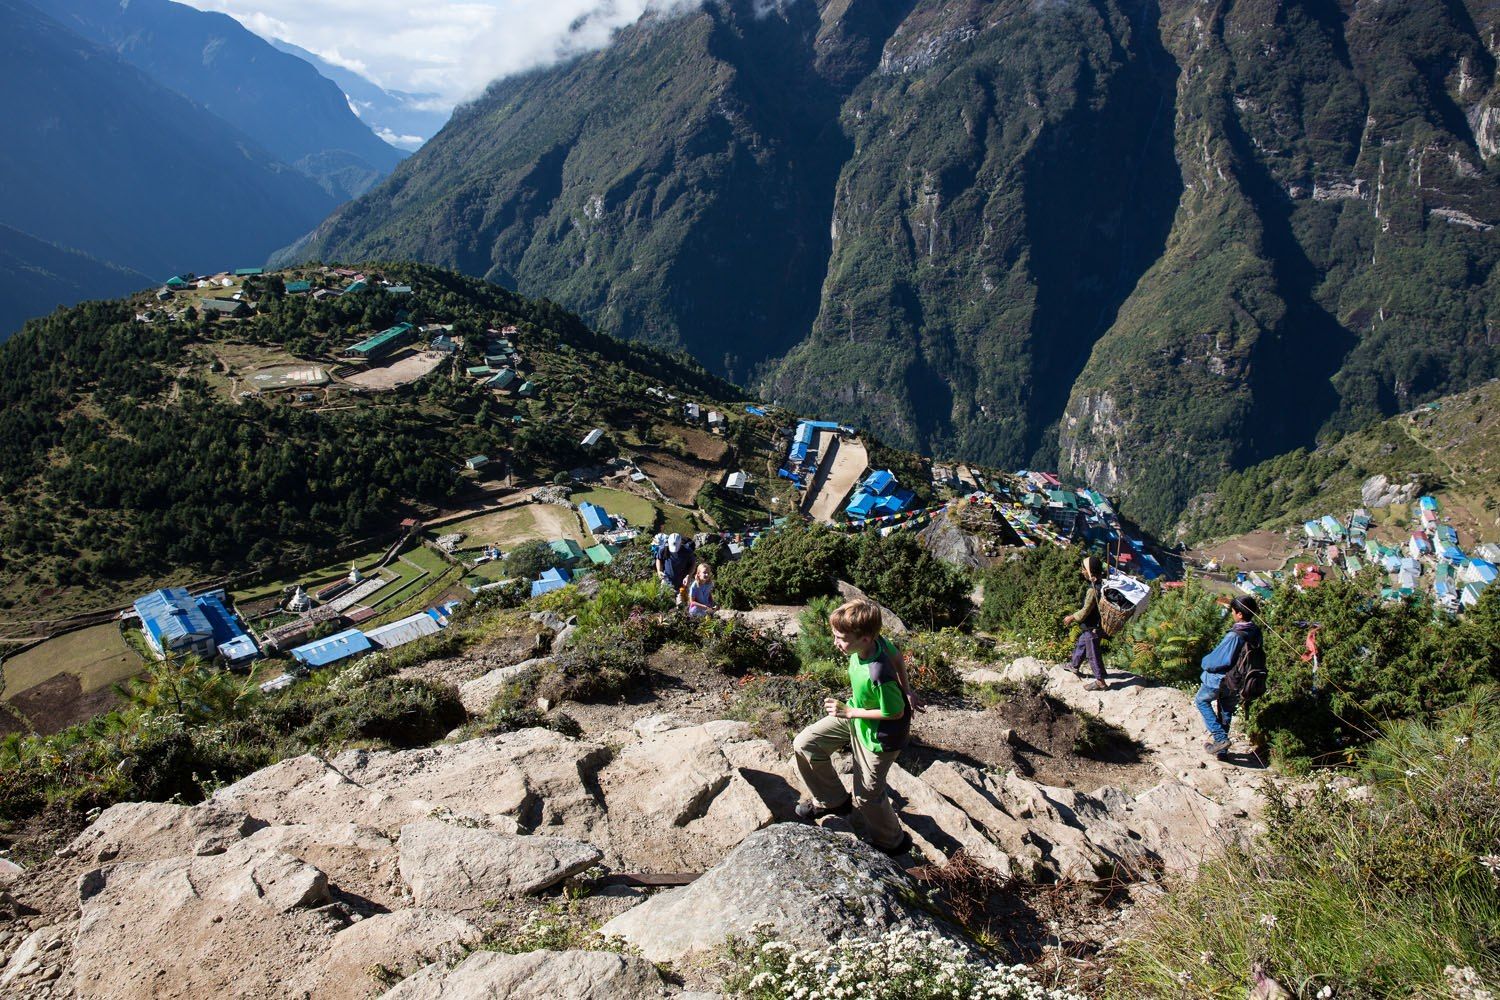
[343,351,447,390]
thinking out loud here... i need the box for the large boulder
[288,909,482,999]
[61,801,262,864]
[240,823,402,912]
[600,823,956,962]
[398,821,600,912]
[213,729,609,839]
[380,949,665,999]
[71,841,338,998]
[597,722,774,869]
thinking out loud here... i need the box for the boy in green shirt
[792,598,913,855]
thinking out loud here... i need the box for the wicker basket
[1098,599,1133,638]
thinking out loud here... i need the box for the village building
[134,588,215,659]
[580,502,613,535]
[549,538,586,565]
[345,322,415,361]
[465,455,490,471]
[846,469,916,520]
[725,471,747,492]
[290,628,372,669]
[531,567,572,597]
[581,428,604,448]
[284,280,312,294]
[707,410,726,432]
[365,610,443,649]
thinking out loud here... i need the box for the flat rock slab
[62,801,262,864]
[399,821,600,911]
[213,729,609,838]
[289,909,482,1000]
[459,658,550,716]
[601,823,956,963]
[380,949,665,999]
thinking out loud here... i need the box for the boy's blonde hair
[829,598,881,638]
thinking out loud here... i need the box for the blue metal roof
[217,635,260,663]
[864,470,896,495]
[290,629,372,668]
[195,592,247,645]
[134,588,213,650]
[580,502,611,533]
[530,567,572,598]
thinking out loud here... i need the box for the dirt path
[805,434,868,523]
[970,657,1268,817]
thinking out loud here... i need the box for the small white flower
[1455,736,1470,746]
[1258,913,1279,928]
[1316,987,1334,999]
[1404,768,1419,777]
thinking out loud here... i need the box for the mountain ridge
[292,0,1500,533]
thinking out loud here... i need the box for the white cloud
[181,0,704,109]
[375,128,428,151]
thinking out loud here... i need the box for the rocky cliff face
[300,0,1500,531]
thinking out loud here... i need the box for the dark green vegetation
[0,654,464,857]
[1119,703,1500,995]
[0,263,738,614]
[0,223,149,342]
[299,0,1499,533]
[0,0,337,281]
[715,520,972,629]
[1180,378,1500,543]
[33,0,402,201]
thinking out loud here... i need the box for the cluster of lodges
[465,499,637,599]
[462,325,535,397]
[1302,497,1497,612]
[151,267,412,322]
[845,469,916,520]
[778,419,851,488]
[258,601,460,694]
[682,402,727,433]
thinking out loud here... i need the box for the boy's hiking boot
[1084,680,1108,691]
[794,798,852,823]
[877,830,914,857]
[1204,738,1231,756]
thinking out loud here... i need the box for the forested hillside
[296,0,1500,533]
[0,263,737,610]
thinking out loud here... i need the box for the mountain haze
[0,224,150,341]
[0,0,338,281]
[269,38,450,149]
[297,0,1500,531]
[33,0,404,200]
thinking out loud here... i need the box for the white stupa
[287,586,311,613]
[348,563,363,585]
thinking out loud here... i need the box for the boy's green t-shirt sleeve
[872,679,905,718]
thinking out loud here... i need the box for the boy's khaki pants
[793,714,903,849]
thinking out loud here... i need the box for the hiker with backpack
[1197,595,1265,759]
[1062,555,1110,691]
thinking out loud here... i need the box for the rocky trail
[0,615,1273,999]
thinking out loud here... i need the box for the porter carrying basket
[1098,572,1150,638]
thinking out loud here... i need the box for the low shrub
[979,545,1083,658]
[728,673,842,741]
[1115,701,1500,996]
[1107,578,1227,688]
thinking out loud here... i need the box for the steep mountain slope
[297,0,1500,532]
[0,224,150,341]
[269,38,449,149]
[33,0,403,200]
[1058,0,1500,530]
[0,0,337,281]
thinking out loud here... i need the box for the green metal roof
[284,280,311,293]
[549,539,585,563]
[234,267,264,276]
[348,322,413,355]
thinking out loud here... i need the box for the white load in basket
[1098,571,1150,636]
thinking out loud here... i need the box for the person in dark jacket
[1196,595,1262,758]
[1062,555,1109,691]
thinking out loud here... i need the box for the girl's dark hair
[1082,555,1105,580]
[1230,595,1259,618]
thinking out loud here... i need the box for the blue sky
[181,0,700,108]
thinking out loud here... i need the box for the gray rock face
[598,720,777,870]
[1361,473,1419,508]
[379,949,665,999]
[835,580,908,635]
[288,909,482,999]
[398,821,601,911]
[600,823,956,962]
[459,657,550,716]
[62,801,263,863]
[213,728,610,838]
